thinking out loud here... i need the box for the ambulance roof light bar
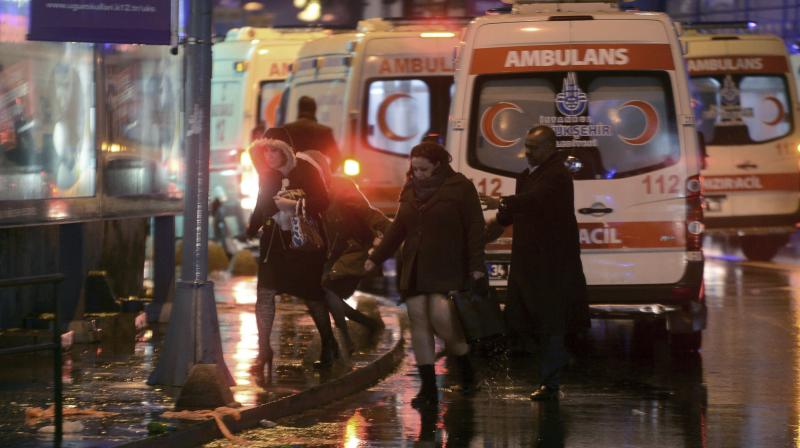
[682,21,758,33]
[503,0,617,3]
[357,17,472,33]
[502,0,621,14]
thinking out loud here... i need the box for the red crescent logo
[762,96,785,126]
[377,93,417,142]
[480,102,523,148]
[263,92,283,128]
[618,100,659,146]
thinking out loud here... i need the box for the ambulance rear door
[687,38,800,227]
[355,34,457,212]
[283,34,356,152]
[454,16,698,288]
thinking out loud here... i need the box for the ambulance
[280,18,465,213]
[210,27,328,235]
[683,27,800,261]
[449,0,706,350]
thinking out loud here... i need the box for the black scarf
[410,164,455,205]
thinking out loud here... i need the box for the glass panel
[211,79,245,151]
[365,79,431,156]
[691,74,792,145]
[473,78,555,175]
[287,80,347,143]
[0,41,96,200]
[258,81,284,130]
[104,46,183,198]
[740,75,791,142]
[471,72,679,180]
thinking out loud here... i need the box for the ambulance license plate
[487,262,510,281]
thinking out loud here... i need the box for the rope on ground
[24,405,118,426]
[161,406,248,445]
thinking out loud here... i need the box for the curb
[119,309,406,448]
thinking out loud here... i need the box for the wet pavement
[208,253,800,447]
[0,275,400,447]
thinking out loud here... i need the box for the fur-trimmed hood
[251,138,296,174]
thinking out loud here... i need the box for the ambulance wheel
[669,331,702,353]
[740,235,789,262]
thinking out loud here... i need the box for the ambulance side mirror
[697,131,708,170]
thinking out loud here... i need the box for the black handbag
[289,198,325,251]
[451,280,505,343]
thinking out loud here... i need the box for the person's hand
[484,217,505,242]
[470,274,490,297]
[471,271,485,280]
[273,196,297,212]
[479,195,501,210]
[364,259,377,272]
[372,233,383,248]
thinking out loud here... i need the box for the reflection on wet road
[210,257,800,447]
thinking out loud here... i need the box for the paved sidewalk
[0,275,403,447]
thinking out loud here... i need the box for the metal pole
[148,0,233,387]
[53,279,62,446]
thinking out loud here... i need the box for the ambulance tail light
[240,150,258,211]
[671,281,705,302]
[685,175,704,252]
[343,159,361,177]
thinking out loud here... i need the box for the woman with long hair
[365,142,487,408]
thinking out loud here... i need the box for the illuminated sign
[28,0,173,45]
[470,44,675,74]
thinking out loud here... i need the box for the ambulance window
[256,81,284,130]
[691,74,792,145]
[469,72,679,180]
[289,80,347,143]
[471,78,555,174]
[365,79,431,156]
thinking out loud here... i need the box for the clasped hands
[274,189,305,212]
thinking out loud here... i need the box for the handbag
[451,279,505,343]
[289,197,325,251]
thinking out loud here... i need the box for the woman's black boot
[411,364,438,408]
[455,354,475,395]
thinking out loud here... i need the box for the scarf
[410,164,455,205]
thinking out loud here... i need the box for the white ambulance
[281,18,465,213]
[449,0,706,350]
[210,27,328,235]
[683,28,800,261]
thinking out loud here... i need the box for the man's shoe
[529,385,560,401]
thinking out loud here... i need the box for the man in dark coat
[284,96,342,170]
[490,125,590,401]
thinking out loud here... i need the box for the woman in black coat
[298,149,389,355]
[246,128,336,387]
[365,142,486,408]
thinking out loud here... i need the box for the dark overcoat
[369,171,486,296]
[497,152,590,336]
[284,115,342,169]
[247,158,329,300]
[323,176,391,281]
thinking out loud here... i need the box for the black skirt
[257,221,326,301]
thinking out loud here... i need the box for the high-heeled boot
[306,299,340,368]
[411,364,438,408]
[249,347,273,387]
[455,354,475,395]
